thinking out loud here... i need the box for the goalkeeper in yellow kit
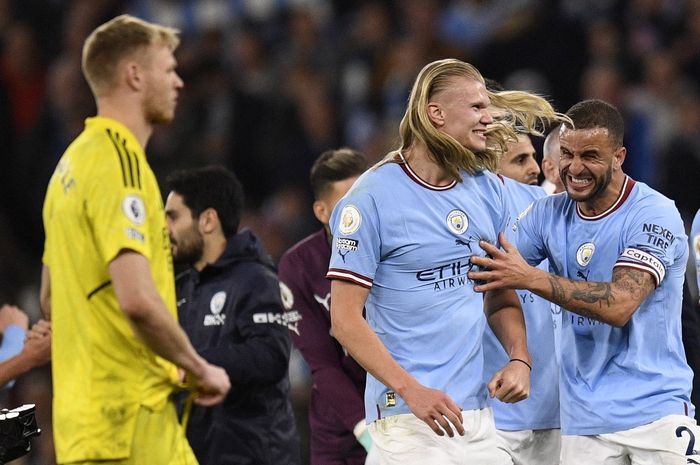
[40,14,230,465]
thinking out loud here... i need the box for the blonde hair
[392,58,570,181]
[82,14,180,97]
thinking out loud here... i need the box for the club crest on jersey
[576,242,596,267]
[279,282,294,310]
[694,234,700,261]
[339,205,361,235]
[122,194,146,225]
[210,291,226,313]
[204,291,226,326]
[446,210,469,235]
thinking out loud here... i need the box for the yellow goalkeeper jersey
[42,116,179,462]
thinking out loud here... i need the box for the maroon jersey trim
[576,176,635,220]
[327,269,373,289]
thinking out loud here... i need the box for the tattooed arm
[469,232,656,327]
[534,266,654,326]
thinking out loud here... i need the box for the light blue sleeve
[496,179,511,238]
[327,188,382,287]
[691,209,700,292]
[500,179,545,245]
[513,199,548,267]
[0,325,25,362]
[615,202,687,287]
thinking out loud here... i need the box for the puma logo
[455,235,479,253]
[338,248,351,263]
[314,293,331,311]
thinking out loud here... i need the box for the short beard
[172,233,204,266]
[581,164,613,203]
[561,163,613,203]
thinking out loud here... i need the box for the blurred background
[1,0,700,463]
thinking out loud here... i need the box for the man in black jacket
[165,165,301,465]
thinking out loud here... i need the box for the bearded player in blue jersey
[326,58,568,465]
[471,99,700,465]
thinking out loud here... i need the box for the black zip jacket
[176,230,301,465]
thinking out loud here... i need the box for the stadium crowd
[2,0,700,464]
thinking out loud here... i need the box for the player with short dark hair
[166,165,301,465]
[497,133,540,186]
[471,99,700,464]
[279,148,373,465]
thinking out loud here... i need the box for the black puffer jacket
[176,230,300,465]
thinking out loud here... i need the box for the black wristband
[509,358,532,371]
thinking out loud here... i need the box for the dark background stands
[3,1,700,464]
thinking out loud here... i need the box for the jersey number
[676,426,697,457]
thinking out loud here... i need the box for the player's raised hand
[469,232,533,292]
[401,382,464,437]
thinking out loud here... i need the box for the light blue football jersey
[691,209,700,294]
[515,176,693,435]
[327,153,509,422]
[483,177,560,431]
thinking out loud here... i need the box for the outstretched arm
[330,279,465,437]
[469,232,655,327]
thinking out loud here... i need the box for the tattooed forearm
[540,266,654,325]
[571,282,614,307]
[547,275,567,304]
[612,267,654,301]
[547,276,614,308]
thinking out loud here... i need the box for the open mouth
[567,175,593,190]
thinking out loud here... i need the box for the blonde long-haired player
[326,58,568,465]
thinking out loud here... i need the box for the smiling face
[499,134,540,185]
[559,126,625,208]
[430,76,493,152]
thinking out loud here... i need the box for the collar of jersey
[576,175,635,221]
[85,116,143,151]
[397,152,457,191]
